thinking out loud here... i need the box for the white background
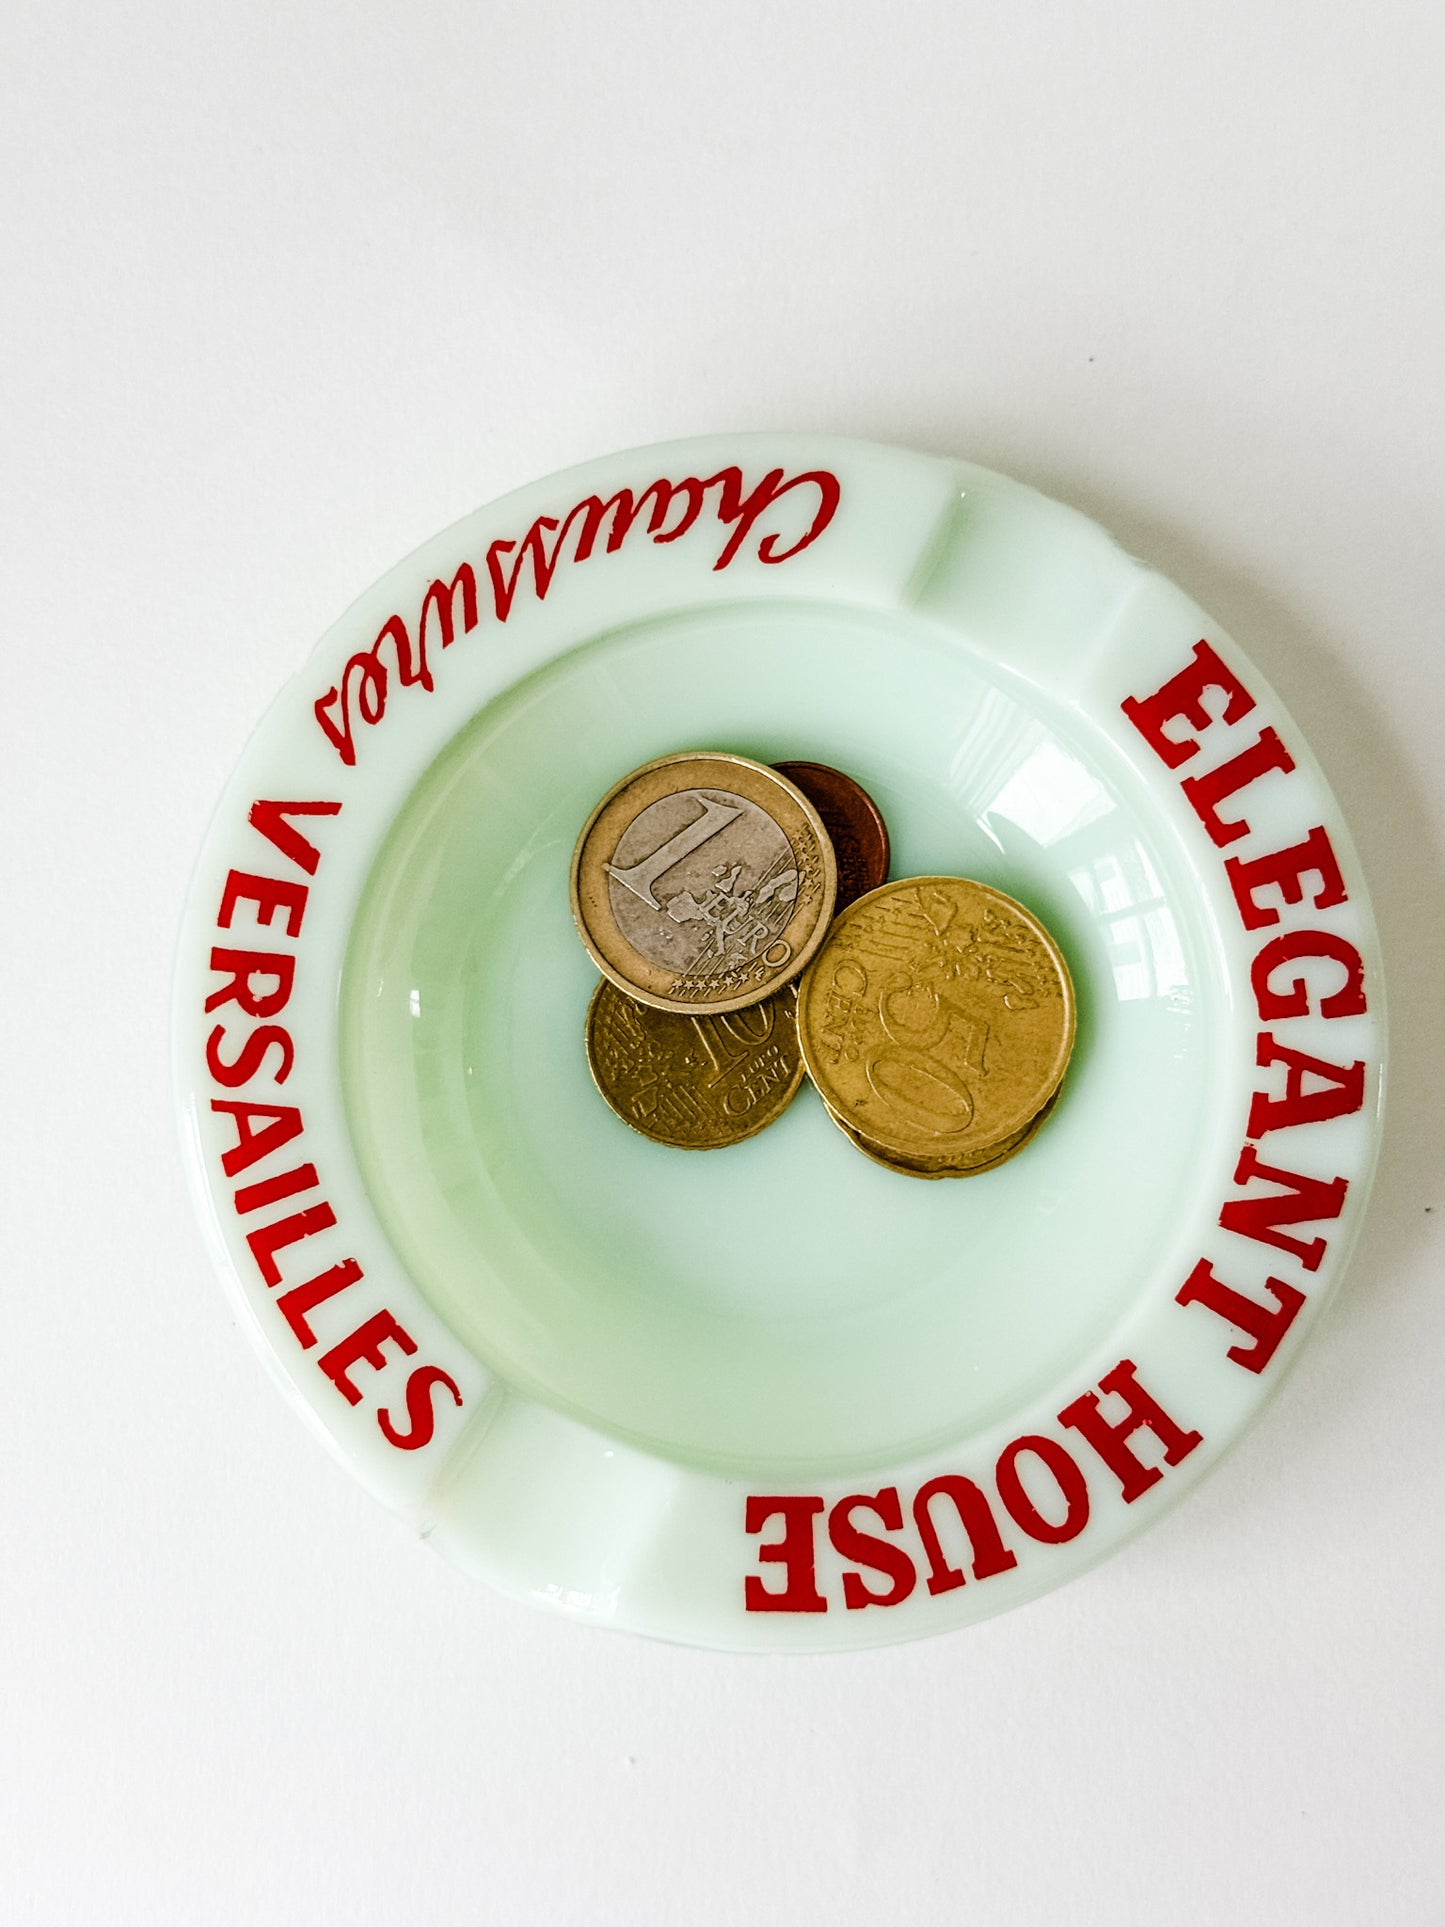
[4,3,1443,1921]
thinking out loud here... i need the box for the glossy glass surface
[340,598,1232,1477]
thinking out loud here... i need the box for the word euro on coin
[772,761,890,912]
[586,980,803,1149]
[571,752,838,1015]
[798,876,1074,1166]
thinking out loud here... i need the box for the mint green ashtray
[174,436,1383,1650]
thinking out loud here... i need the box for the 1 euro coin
[571,751,838,1014]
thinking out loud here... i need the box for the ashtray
[173,435,1383,1650]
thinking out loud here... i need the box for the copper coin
[773,762,890,912]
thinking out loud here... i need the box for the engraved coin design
[773,762,890,912]
[824,1091,1058,1179]
[586,980,803,1148]
[797,876,1075,1163]
[572,752,838,1014]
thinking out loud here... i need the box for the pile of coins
[570,752,1074,1178]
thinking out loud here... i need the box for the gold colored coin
[572,752,838,1014]
[797,876,1074,1163]
[586,979,804,1148]
[824,1091,1058,1179]
[837,1085,1060,1171]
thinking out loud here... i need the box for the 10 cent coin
[586,979,804,1148]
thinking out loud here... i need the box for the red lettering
[1175,1258,1306,1373]
[1250,930,1367,1021]
[487,519,559,620]
[1120,640,1256,769]
[911,1475,1018,1595]
[490,469,840,616]
[233,1163,318,1216]
[1179,727,1295,847]
[487,502,592,620]
[711,466,841,570]
[218,870,309,939]
[417,564,479,656]
[828,1487,917,1610]
[576,481,704,556]
[210,1099,302,1175]
[643,476,708,544]
[1225,826,1348,930]
[994,1436,1091,1544]
[314,650,385,767]
[319,1310,418,1405]
[247,800,342,877]
[744,1496,827,1613]
[1058,1360,1202,1503]
[245,1203,338,1287]
[316,471,840,761]
[313,615,429,769]
[376,611,430,691]
[485,482,710,621]
[1247,1033,1365,1138]
[205,948,295,1019]
[276,1258,363,1347]
[378,1364,465,1450]
[205,1023,295,1089]
[1219,1145,1348,1272]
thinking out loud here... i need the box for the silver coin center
[605,786,797,976]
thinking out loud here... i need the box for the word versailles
[569,752,1075,1176]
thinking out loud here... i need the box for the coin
[772,762,890,911]
[796,876,1074,1163]
[586,979,803,1148]
[571,752,838,1014]
[824,1091,1059,1179]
